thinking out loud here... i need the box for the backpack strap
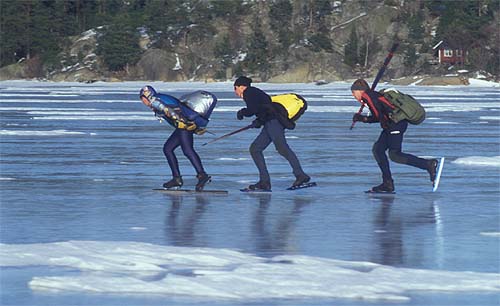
[361,92,380,118]
[378,95,396,110]
[361,92,394,127]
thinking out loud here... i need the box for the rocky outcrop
[135,49,186,81]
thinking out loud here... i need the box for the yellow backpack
[271,94,308,129]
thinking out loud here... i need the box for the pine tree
[30,1,62,67]
[344,26,359,67]
[96,16,141,72]
[214,34,232,69]
[269,0,293,49]
[407,12,425,42]
[0,0,31,66]
[404,45,418,69]
[245,16,269,79]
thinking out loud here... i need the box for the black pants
[372,120,428,181]
[249,119,305,183]
[163,129,205,177]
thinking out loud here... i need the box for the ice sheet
[1,80,499,306]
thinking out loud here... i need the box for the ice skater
[233,76,311,191]
[350,79,439,193]
[140,85,216,191]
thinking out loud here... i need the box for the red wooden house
[432,40,467,65]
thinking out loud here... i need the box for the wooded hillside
[0,0,498,82]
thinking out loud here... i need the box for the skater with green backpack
[350,79,441,193]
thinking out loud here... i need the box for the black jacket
[361,90,395,129]
[240,86,275,122]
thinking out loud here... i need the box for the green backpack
[379,88,426,125]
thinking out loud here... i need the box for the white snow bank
[468,78,500,87]
[453,156,500,167]
[1,241,498,302]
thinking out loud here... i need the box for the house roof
[432,40,443,50]
[433,40,465,50]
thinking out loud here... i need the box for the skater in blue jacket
[140,85,216,191]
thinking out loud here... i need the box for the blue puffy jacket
[150,93,211,130]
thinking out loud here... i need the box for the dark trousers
[249,119,305,183]
[372,120,428,181]
[163,128,205,177]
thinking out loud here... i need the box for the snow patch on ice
[130,227,147,231]
[479,116,500,121]
[0,129,85,136]
[0,241,498,302]
[431,121,459,125]
[33,116,152,121]
[453,156,500,167]
[217,157,250,161]
[422,102,500,112]
[480,232,500,237]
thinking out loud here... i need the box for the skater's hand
[177,121,197,131]
[186,121,197,131]
[251,119,263,128]
[237,108,245,120]
[194,128,206,135]
[352,113,367,123]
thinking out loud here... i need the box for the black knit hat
[234,76,252,87]
[351,79,370,91]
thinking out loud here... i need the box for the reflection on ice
[1,241,499,302]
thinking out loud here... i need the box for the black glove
[251,119,263,128]
[352,113,367,123]
[237,108,245,120]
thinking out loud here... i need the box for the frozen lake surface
[1,80,499,306]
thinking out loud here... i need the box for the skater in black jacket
[234,76,310,191]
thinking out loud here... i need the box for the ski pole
[202,124,254,146]
[350,42,399,130]
[349,104,365,130]
[371,42,399,91]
